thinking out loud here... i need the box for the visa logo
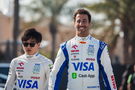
[17,79,38,89]
[72,62,94,71]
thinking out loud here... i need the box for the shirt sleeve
[48,47,67,90]
[127,74,132,84]
[100,46,117,90]
[45,60,53,90]
[4,59,16,90]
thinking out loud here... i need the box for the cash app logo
[72,73,77,79]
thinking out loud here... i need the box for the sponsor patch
[72,45,78,49]
[18,62,24,66]
[17,62,24,70]
[71,55,79,61]
[18,75,23,78]
[71,50,79,52]
[33,64,40,74]
[87,45,94,56]
[17,79,38,89]
[72,73,77,79]
[79,74,95,78]
[31,76,40,79]
[86,58,95,61]
[16,67,24,69]
[72,62,94,71]
[79,41,86,44]
[87,86,100,88]
[111,75,117,89]
[49,64,53,72]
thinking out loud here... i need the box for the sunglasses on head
[22,42,36,47]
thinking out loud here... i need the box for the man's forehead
[76,14,88,19]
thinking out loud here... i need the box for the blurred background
[0,0,135,89]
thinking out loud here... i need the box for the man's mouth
[79,27,86,31]
[80,27,84,29]
[26,50,31,52]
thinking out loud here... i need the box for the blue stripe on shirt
[54,42,69,90]
[97,41,111,90]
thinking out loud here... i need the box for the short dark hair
[73,8,91,23]
[21,28,42,43]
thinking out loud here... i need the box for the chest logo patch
[72,62,94,71]
[87,45,94,56]
[33,64,40,74]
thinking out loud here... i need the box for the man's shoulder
[11,54,24,61]
[38,55,53,70]
[91,36,107,45]
[9,55,25,65]
[38,54,53,64]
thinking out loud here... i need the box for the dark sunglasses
[22,42,36,47]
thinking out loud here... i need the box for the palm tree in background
[12,0,20,58]
[42,0,68,62]
[21,0,69,62]
[83,0,135,64]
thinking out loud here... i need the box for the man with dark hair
[49,8,117,90]
[4,28,53,90]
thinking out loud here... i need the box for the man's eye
[77,20,81,23]
[83,20,87,23]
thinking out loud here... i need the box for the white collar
[24,52,39,59]
[75,35,91,41]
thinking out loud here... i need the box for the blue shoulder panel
[97,41,111,90]
[54,41,69,90]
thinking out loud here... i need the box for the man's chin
[26,51,33,55]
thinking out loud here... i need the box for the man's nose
[27,44,32,48]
